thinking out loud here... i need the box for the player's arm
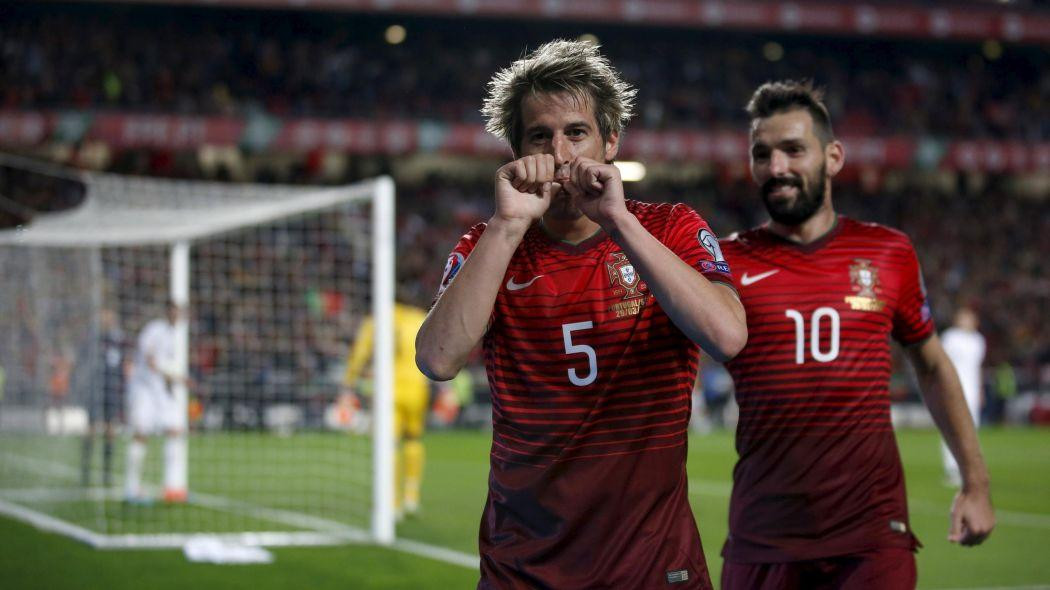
[565,158,747,361]
[415,155,556,381]
[343,318,374,388]
[906,334,995,546]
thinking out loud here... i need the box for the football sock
[164,435,187,493]
[125,439,146,498]
[402,439,424,512]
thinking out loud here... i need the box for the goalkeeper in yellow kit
[343,302,430,518]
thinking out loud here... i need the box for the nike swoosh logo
[740,269,779,286]
[506,275,543,291]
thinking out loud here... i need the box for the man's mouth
[765,179,802,199]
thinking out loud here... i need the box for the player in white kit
[124,301,189,503]
[941,306,986,487]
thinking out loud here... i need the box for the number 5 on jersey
[785,307,840,364]
[562,321,597,386]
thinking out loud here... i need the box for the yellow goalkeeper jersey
[343,302,429,410]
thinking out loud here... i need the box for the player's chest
[498,245,657,324]
[729,247,903,321]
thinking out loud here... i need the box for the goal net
[0,154,395,548]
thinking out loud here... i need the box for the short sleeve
[892,239,935,345]
[434,223,486,300]
[662,204,733,286]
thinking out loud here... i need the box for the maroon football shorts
[721,547,916,590]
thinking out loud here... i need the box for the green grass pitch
[0,427,1047,589]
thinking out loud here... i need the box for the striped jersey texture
[719,216,933,563]
[442,200,731,589]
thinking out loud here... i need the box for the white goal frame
[0,154,395,549]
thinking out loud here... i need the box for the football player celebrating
[718,80,995,590]
[416,40,746,589]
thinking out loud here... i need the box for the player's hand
[494,155,556,233]
[561,157,628,230]
[948,486,995,546]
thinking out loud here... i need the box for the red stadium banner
[1,111,1047,172]
[0,112,53,146]
[272,119,419,154]
[91,0,1050,44]
[944,141,1050,173]
[85,115,245,149]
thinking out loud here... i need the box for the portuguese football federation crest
[606,252,647,317]
[845,258,885,312]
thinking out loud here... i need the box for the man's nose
[551,134,572,166]
[769,150,790,176]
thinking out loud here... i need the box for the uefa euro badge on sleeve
[845,258,885,312]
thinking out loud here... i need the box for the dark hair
[745,80,834,145]
[482,39,636,155]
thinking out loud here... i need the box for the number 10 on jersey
[785,307,840,364]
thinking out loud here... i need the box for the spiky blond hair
[482,39,636,155]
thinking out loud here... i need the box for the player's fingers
[962,515,994,546]
[539,154,555,184]
[506,160,527,191]
[525,156,542,191]
[560,177,581,197]
[540,181,553,201]
[554,159,570,183]
[575,161,602,195]
[569,159,589,194]
[587,164,604,192]
[948,508,965,543]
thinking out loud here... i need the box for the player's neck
[540,215,603,245]
[769,202,838,245]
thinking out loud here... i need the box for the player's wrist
[486,215,532,241]
[599,209,638,241]
[961,473,991,493]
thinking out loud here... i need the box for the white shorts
[127,386,183,434]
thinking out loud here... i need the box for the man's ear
[826,139,845,178]
[603,131,621,162]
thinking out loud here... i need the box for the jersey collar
[762,215,845,254]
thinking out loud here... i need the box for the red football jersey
[718,216,934,563]
[439,200,732,589]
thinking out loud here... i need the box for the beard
[760,163,826,226]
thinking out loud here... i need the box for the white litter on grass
[183,536,274,564]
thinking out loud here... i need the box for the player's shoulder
[447,221,488,255]
[626,198,680,218]
[718,225,766,250]
[839,217,915,248]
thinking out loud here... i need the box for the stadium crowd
[0,3,1046,426]
[3,3,1048,140]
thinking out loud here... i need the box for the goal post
[0,153,396,549]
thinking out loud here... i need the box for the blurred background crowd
[1,0,1046,428]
